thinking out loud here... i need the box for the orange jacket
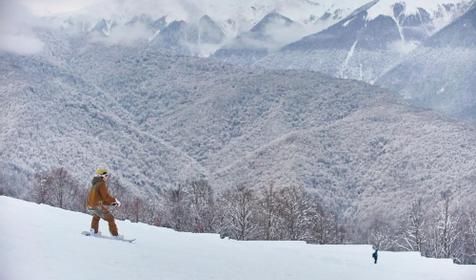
[86,176,116,208]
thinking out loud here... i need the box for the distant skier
[372,248,378,264]
[86,168,122,238]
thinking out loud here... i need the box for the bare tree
[440,191,461,259]
[32,167,82,211]
[139,197,162,226]
[220,184,258,240]
[308,199,333,244]
[257,184,278,240]
[398,198,426,252]
[368,217,397,250]
[0,171,7,196]
[275,186,313,240]
[330,213,346,244]
[49,168,80,209]
[463,209,476,264]
[188,179,216,233]
[108,177,130,220]
[163,183,192,231]
[50,168,67,208]
[101,176,141,223]
[33,171,52,204]
[425,191,461,259]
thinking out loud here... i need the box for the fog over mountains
[2,0,476,231]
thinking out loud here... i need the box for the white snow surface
[1,196,475,280]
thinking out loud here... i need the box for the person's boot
[113,234,124,240]
[89,228,101,236]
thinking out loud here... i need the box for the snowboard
[81,231,136,243]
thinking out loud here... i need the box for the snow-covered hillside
[1,196,475,280]
[0,52,207,196]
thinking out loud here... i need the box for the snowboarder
[372,248,378,264]
[86,168,122,238]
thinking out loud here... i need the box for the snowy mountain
[250,12,298,34]
[18,0,470,66]
[149,20,199,54]
[36,0,390,59]
[198,15,226,45]
[2,196,475,280]
[256,0,470,82]
[51,0,367,35]
[377,3,476,122]
[146,15,225,56]
[90,19,116,37]
[213,12,305,64]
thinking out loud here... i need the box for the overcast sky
[17,0,97,16]
[13,0,197,20]
[0,0,47,54]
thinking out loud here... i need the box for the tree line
[10,167,476,264]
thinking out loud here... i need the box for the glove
[111,199,121,207]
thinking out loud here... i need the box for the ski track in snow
[1,196,475,280]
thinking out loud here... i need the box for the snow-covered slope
[1,196,475,280]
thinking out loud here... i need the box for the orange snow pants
[88,206,118,236]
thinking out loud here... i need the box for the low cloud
[388,40,419,55]
[262,21,306,51]
[237,20,306,51]
[0,0,44,55]
[0,34,44,55]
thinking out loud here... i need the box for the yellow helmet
[95,168,108,175]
